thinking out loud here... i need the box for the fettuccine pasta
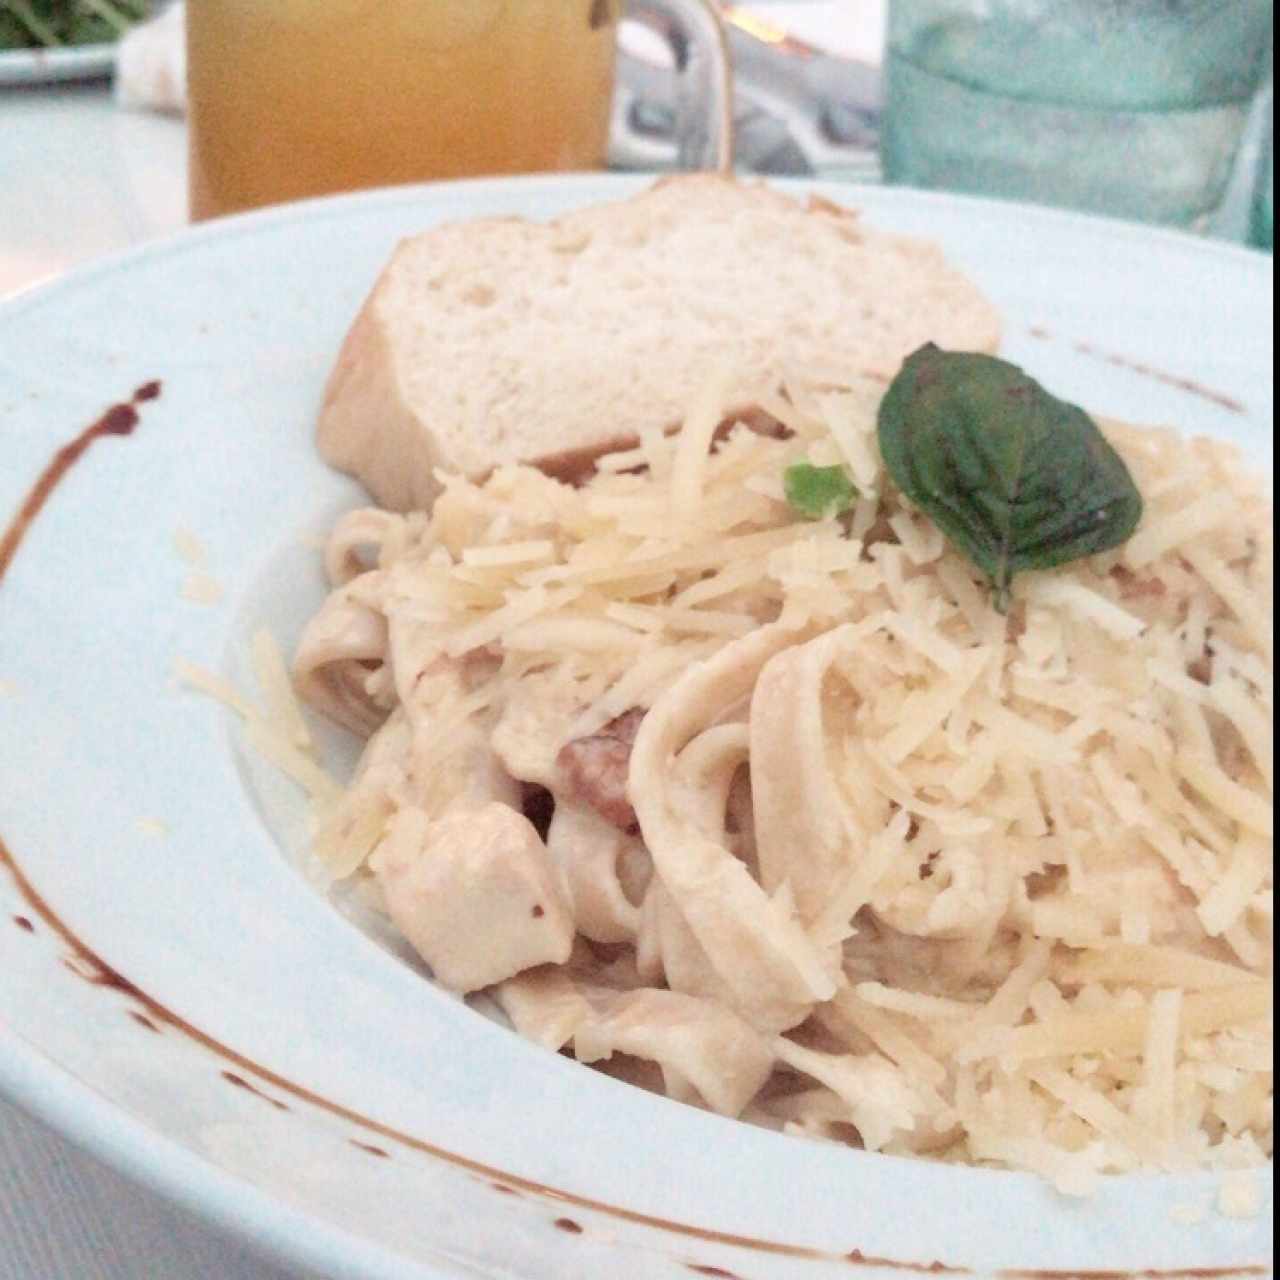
[289,378,1272,1194]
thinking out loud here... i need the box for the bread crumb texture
[317,175,1002,510]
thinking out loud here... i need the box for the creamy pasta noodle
[286,377,1272,1195]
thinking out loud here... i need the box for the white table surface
[0,80,188,298]
[0,48,1269,1280]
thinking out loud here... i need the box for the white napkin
[114,0,186,115]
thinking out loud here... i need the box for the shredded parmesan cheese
[172,527,208,566]
[252,376,1273,1191]
[1217,1171,1263,1220]
[180,572,225,605]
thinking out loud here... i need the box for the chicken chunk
[370,803,574,993]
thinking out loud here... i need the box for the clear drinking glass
[1250,92,1274,250]
[881,0,1275,229]
[186,0,732,221]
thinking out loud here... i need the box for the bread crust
[318,176,1001,511]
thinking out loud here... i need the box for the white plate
[0,42,115,84]
[0,175,1272,1280]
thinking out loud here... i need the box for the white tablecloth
[0,1101,307,1280]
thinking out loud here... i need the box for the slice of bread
[318,175,1001,511]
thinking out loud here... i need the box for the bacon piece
[1110,564,1168,601]
[556,708,645,830]
[1187,650,1213,686]
[728,407,791,440]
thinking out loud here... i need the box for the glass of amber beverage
[187,0,732,220]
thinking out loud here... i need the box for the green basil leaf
[877,344,1143,612]
[785,463,859,521]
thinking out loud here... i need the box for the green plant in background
[0,0,149,49]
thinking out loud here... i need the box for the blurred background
[0,0,1271,297]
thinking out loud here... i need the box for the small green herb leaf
[877,344,1143,612]
[785,463,859,521]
